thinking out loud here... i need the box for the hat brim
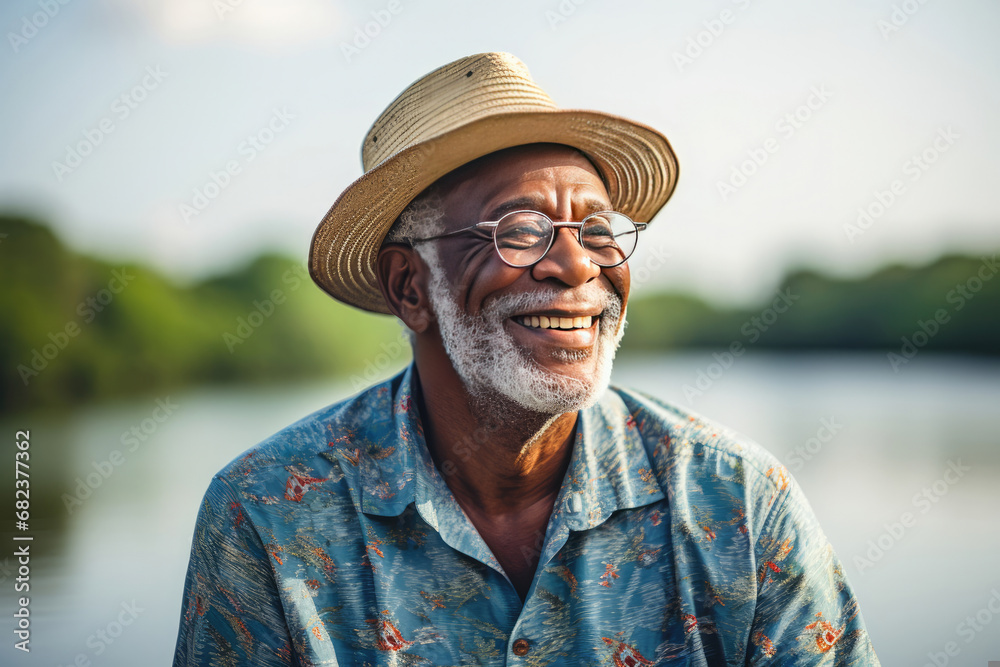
[309,109,679,314]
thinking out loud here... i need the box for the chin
[487,348,614,416]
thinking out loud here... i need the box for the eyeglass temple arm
[408,222,498,245]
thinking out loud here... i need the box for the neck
[413,355,577,517]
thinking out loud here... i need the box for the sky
[1,0,998,305]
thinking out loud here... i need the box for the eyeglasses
[408,210,647,268]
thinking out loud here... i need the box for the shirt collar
[330,364,665,531]
[553,391,666,532]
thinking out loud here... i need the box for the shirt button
[512,638,530,656]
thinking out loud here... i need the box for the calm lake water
[2,352,998,666]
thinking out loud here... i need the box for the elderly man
[174,53,879,665]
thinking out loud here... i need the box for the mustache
[482,286,623,322]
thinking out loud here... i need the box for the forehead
[435,144,611,219]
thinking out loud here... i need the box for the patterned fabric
[173,365,880,666]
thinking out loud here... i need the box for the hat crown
[361,52,558,171]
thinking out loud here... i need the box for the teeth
[519,315,594,330]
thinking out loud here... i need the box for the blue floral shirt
[173,365,879,666]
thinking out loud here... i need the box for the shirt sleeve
[173,476,297,666]
[746,479,881,666]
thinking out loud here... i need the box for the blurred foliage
[1,214,402,414]
[623,254,1000,354]
[2,214,997,414]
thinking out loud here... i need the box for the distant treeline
[624,253,999,357]
[1,215,401,414]
[2,214,997,414]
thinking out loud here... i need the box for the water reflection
[1,353,998,665]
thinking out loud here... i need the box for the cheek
[606,266,630,308]
[456,255,526,311]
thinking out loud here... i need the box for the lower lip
[508,317,600,349]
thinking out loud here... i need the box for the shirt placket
[499,435,590,664]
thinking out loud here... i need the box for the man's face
[419,143,631,415]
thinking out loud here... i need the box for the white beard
[419,245,625,416]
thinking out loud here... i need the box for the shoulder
[210,372,406,502]
[608,385,790,494]
[604,385,809,543]
[605,386,829,560]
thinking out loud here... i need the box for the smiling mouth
[516,315,595,330]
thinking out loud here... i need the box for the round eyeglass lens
[581,212,638,266]
[494,211,552,266]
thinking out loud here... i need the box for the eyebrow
[579,198,611,215]
[484,197,543,222]
[484,196,612,222]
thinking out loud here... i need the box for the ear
[376,244,433,334]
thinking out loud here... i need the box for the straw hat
[309,52,679,314]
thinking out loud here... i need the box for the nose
[530,226,601,287]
